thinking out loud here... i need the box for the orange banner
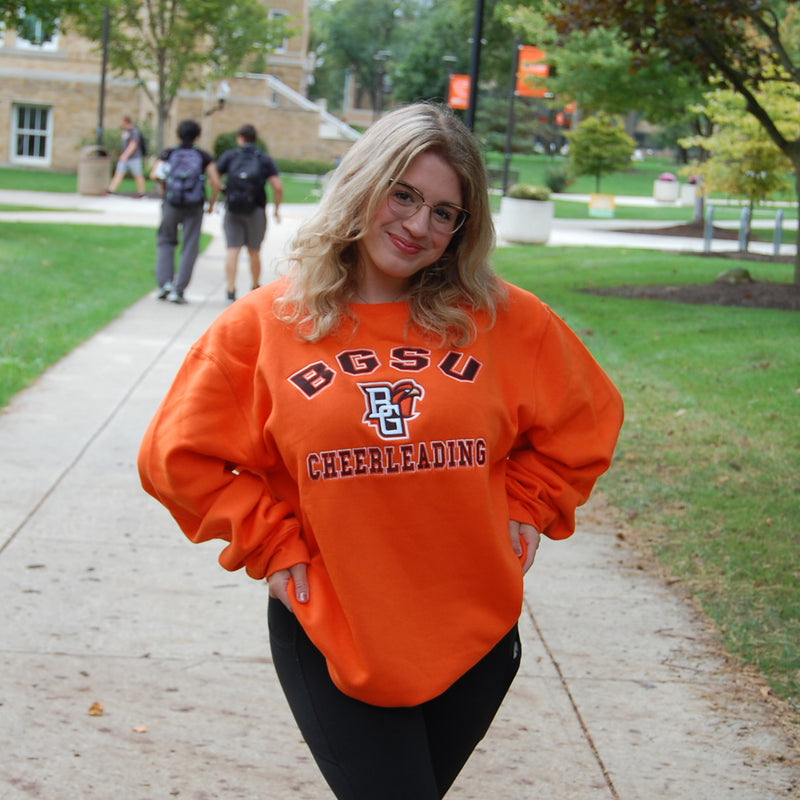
[516,45,549,98]
[448,74,470,110]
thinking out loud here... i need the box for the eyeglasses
[386,179,470,235]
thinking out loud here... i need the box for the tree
[548,0,800,283]
[566,112,635,192]
[309,0,518,118]
[507,3,707,130]
[680,80,795,250]
[309,0,415,114]
[1,0,85,37]
[389,0,472,105]
[69,0,291,150]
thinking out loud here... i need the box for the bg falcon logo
[360,380,424,439]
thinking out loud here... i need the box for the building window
[15,14,59,51]
[268,9,289,53]
[12,104,52,165]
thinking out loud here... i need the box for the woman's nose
[402,203,432,235]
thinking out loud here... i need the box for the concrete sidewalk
[0,191,798,799]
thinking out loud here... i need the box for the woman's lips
[387,232,423,255]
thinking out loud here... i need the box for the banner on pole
[448,74,470,110]
[516,45,549,98]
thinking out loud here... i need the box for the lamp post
[465,0,485,130]
[96,6,109,146]
[373,49,391,121]
[442,54,457,102]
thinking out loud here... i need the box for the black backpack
[225,148,263,214]
[138,130,148,157]
[164,148,205,207]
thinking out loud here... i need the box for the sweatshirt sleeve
[505,305,624,540]
[137,321,309,580]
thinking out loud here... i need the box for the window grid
[12,104,52,164]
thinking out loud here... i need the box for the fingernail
[298,591,309,603]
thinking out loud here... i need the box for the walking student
[149,119,221,304]
[106,115,147,197]
[216,124,283,301]
[138,102,624,798]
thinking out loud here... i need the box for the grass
[0,222,210,407]
[494,245,800,709]
[0,166,324,204]
[486,151,798,203]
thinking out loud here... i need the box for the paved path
[0,190,798,799]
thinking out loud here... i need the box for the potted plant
[498,183,554,244]
[653,171,680,203]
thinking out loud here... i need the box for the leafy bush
[505,183,551,201]
[274,158,337,175]
[544,166,572,193]
[567,113,635,192]
[212,131,269,159]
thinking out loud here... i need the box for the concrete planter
[680,183,698,206]
[653,179,680,203]
[498,197,554,244]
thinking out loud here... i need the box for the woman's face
[356,151,464,302]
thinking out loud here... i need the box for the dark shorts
[224,207,267,249]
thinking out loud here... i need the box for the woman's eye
[392,190,415,205]
[434,206,455,222]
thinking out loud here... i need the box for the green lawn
[494,245,800,710]
[0,165,324,204]
[0,222,209,407]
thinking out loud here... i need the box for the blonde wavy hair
[275,102,503,345]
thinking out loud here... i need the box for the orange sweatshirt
[138,278,623,706]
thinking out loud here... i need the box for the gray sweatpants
[155,201,204,293]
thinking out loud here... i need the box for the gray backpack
[164,148,205,207]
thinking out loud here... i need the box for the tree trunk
[794,166,800,285]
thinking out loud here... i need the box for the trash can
[77,145,111,196]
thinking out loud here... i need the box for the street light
[465,0,485,130]
[442,54,457,101]
[373,49,391,121]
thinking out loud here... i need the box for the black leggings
[268,598,521,799]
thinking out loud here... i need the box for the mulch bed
[586,223,799,310]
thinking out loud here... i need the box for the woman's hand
[509,520,540,575]
[268,563,310,612]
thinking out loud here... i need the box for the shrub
[274,158,337,175]
[213,131,269,159]
[505,183,551,201]
[544,166,572,193]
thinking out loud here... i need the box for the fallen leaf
[88,702,104,716]
[132,724,148,734]
[759,685,772,697]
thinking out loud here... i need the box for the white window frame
[268,9,289,53]
[15,15,59,51]
[11,104,53,166]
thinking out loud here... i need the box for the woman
[138,102,624,798]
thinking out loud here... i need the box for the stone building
[0,0,359,172]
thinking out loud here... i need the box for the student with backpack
[149,119,221,304]
[216,124,283,301]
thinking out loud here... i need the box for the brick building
[0,0,359,172]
